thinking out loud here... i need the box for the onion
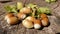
[22,19,34,28]
[41,18,49,26]
[20,7,32,14]
[26,16,35,22]
[6,17,18,25]
[5,13,14,20]
[34,19,41,29]
[17,13,26,20]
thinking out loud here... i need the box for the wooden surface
[0,0,60,34]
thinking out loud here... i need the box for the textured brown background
[0,0,60,34]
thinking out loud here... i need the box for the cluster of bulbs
[5,2,50,29]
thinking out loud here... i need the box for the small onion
[20,7,32,14]
[5,13,19,25]
[22,19,34,28]
[26,16,35,22]
[17,13,26,20]
[34,19,41,29]
[41,18,49,26]
[5,13,14,20]
[6,17,18,25]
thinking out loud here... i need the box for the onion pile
[4,2,51,29]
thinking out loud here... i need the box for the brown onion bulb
[25,16,35,22]
[6,17,18,25]
[34,19,41,29]
[41,18,49,26]
[5,13,14,20]
[20,7,32,14]
[22,19,34,28]
[17,13,26,20]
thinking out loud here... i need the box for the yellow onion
[5,13,19,25]
[22,19,34,28]
[17,13,26,20]
[34,19,41,29]
[20,7,32,14]
[5,13,14,20]
[25,16,35,22]
[41,18,49,26]
[6,17,18,25]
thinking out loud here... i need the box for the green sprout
[4,5,18,13]
[37,7,51,15]
[45,0,57,3]
[17,2,24,10]
[27,3,37,9]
